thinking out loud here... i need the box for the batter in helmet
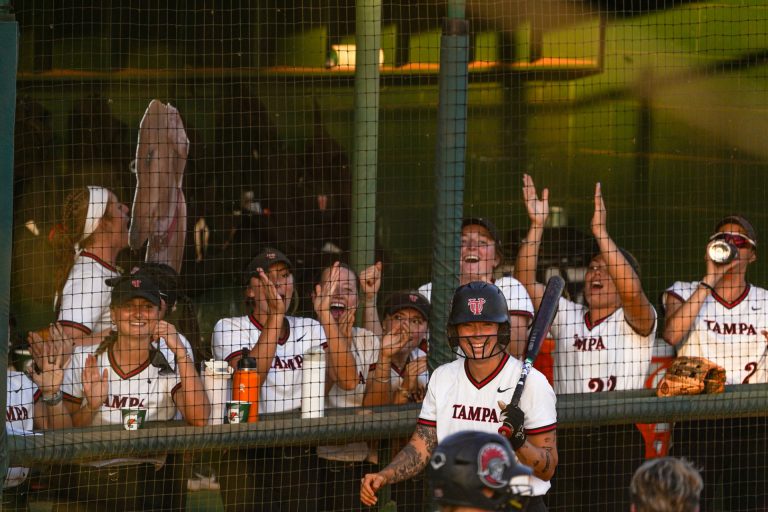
[428,431,533,511]
[448,281,511,360]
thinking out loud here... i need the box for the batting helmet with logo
[447,281,511,351]
[428,431,532,511]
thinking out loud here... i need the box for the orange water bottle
[232,355,260,423]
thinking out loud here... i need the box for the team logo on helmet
[131,279,141,288]
[467,298,486,315]
[477,443,512,489]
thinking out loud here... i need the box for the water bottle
[232,354,260,423]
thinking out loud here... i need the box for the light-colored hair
[630,457,703,512]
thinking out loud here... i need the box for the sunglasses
[709,232,756,249]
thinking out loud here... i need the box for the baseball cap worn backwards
[714,215,758,247]
[107,272,162,307]
[384,291,431,320]
[244,247,293,283]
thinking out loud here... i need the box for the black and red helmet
[428,431,532,510]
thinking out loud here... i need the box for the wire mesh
[6,0,768,511]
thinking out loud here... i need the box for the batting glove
[498,400,526,450]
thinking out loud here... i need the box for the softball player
[663,215,768,511]
[417,217,534,358]
[51,186,130,341]
[212,249,357,512]
[361,281,557,512]
[515,175,656,511]
[53,272,208,510]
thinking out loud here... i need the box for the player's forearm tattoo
[543,448,552,473]
[383,425,436,485]
[416,424,438,454]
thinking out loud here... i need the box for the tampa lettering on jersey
[105,396,146,408]
[7,405,30,422]
[452,404,500,423]
[273,354,304,370]
[705,320,757,335]
[573,334,606,351]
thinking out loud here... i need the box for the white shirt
[57,251,119,334]
[549,297,656,394]
[664,282,768,384]
[327,327,379,409]
[5,371,38,489]
[211,314,327,413]
[418,276,534,318]
[418,353,557,496]
[62,342,185,426]
[390,346,430,392]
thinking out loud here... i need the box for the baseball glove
[656,356,726,397]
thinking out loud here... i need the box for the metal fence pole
[0,3,18,503]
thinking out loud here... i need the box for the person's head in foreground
[447,281,510,360]
[629,457,703,512]
[428,431,533,511]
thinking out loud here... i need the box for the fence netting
[6,0,768,511]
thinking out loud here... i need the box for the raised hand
[313,262,340,320]
[403,356,428,401]
[380,321,411,359]
[522,174,549,228]
[338,306,356,340]
[258,268,287,317]
[152,320,186,361]
[27,335,65,398]
[82,354,109,411]
[591,182,608,239]
[359,262,382,300]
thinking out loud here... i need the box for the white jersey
[5,371,38,489]
[549,298,656,394]
[57,251,119,334]
[390,346,430,392]
[419,276,534,318]
[211,314,327,414]
[62,342,186,426]
[418,353,557,496]
[664,282,768,384]
[327,327,380,409]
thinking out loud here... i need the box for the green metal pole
[350,0,381,276]
[428,3,469,371]
[0,5,18,503]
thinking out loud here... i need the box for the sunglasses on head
[709,232,756,249]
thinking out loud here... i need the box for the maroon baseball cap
[384,290,431,321]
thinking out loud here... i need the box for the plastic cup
[225,401,251,424]
[121,408,147,430]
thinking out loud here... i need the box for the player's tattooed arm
[380,424,437,485]
[517,431,558,481]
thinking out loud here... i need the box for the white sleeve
[61,349,87,400]
[417,366,441,424]
[520,369,557,431]
[548,296,577,340]
[212,318,247,361]
[497,276,534,318]
[662,281,696,308]
[58,269,109,333]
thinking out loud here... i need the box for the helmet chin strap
[455,336,506,360]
